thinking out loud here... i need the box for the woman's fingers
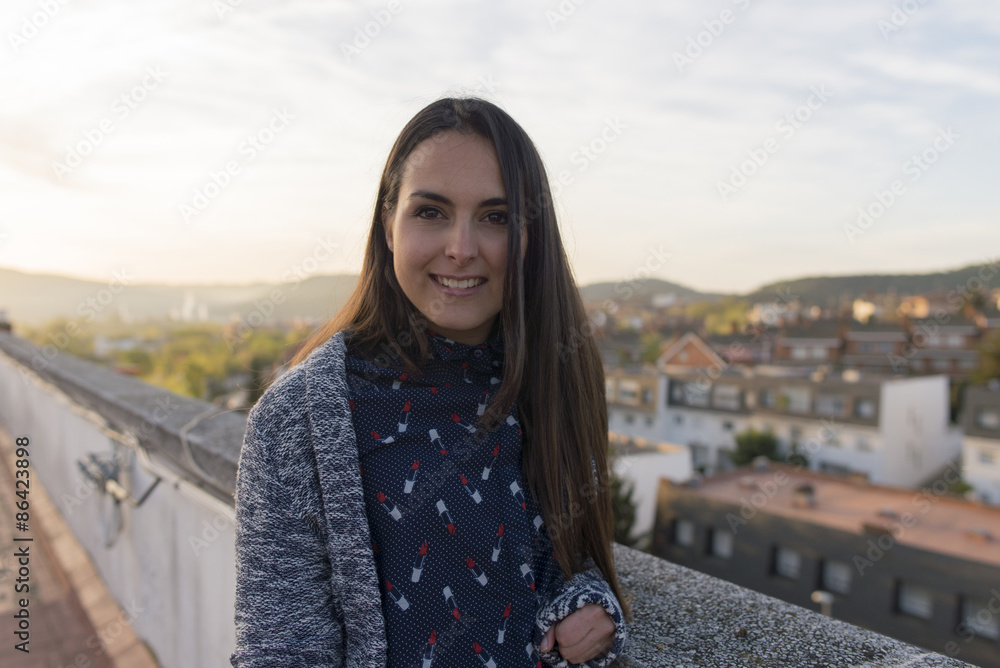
[540,626,556,653]
[552,604,616,663]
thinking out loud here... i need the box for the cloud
[0,0,995,292]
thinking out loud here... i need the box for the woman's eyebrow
[408,189,508,207]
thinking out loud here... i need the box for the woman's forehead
[399,132,505,197]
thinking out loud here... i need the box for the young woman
[231,97,629,667]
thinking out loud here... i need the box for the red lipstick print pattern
[377,492,402,521]
[435,499,455,535]
[509,481,526,511]
[482,444,499,480]
[343,329,555,666]
[451,413,476,433]
[526,642,542,667]
[443,586,460,620]
[472,641,497,668]
[497,604,511,644]
[371,430,395,445]
[404,460,419,494]
[520,563,535,591]
[466,557,488,586]
[411,540,428,582]
[398,399,411,432]
[422,630,436,668]
[428,429,447,455]
[491,523,504,562]
[385,579,409,610]
[506,414,521,435]
[459,473,482,504]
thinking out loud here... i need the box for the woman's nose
[445,218,478,264]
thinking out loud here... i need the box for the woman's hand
[539,603,615,664]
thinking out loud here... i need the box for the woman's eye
[484,211,508,225]
[415,206,442,219]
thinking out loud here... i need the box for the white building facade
[607,365,956,489]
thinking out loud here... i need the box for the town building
[963,383,1000,506]
[607,360,958,488]
[841,322,910,375]
[609,431,692,544]
[772,321,846,366]
[902,316,982,377]
[652,464,1000,667]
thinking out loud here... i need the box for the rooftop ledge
[0,332,972,667]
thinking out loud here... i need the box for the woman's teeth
[435,276,485,289]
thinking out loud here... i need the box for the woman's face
[384,130,519,345]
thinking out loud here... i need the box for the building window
[855,399,876,419]
[760,389,777,408]
[674,519,695,547]
[712,385,741,411]
[673,415,684,425]
[619,380,640,404]
[977,409,1000,431]
[791,346,809,360]
[624,414,635,425]
[962,597,1000,640]
[858,342,872,353]
[932,359,952,372]
[816,394,846,417]
[811,346,827,360]
[877,342,894,353]
[947,335,965,348]
[642,388,653,404]
[979,449,996,465]
[709,529,734,558]
[789,425,803,446]
[774,547,801,579]
[822,560,852,594]
[671,382,685,403]
[897,582,933,620]
[645,416,654,427]
[722,421,734,431]
[780,386,811,413]
[683,383,710,407]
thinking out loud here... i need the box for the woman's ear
[382,203,394,252]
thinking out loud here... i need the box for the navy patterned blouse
[345,328,560,668]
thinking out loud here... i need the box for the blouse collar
[426,326,504,366]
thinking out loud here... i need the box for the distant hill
[0,267,357,326]
[578,278,723,304]
[744,263,995,308]
[1,261,993,326]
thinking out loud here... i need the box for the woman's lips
[430,274,487,296]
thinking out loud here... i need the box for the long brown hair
[288,97,628,617]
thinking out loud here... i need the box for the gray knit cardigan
[230,331,627,667]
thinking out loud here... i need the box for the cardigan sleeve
[533,560,628,668]
[230,401,346,668]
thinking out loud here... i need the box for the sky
[1,0,998,295]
